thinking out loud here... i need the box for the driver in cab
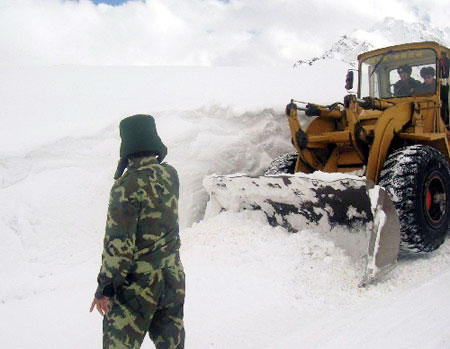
[393,64,421,97]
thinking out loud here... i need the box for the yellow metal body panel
[365,103,412,182]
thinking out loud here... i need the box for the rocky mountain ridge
[294,17,450,67]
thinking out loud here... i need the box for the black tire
[264,152,298,175]
[379,145,450,253]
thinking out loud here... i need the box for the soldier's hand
[90,297,110,316]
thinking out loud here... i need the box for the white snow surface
[1,63,450,348]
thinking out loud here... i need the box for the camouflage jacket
[95,156,180,298]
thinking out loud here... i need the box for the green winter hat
[114,114,168,179]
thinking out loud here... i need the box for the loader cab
[359,48,438,99]
[358,42,450,124]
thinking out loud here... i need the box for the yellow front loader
[204,42,450,286]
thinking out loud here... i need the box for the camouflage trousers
[103,263,185,349]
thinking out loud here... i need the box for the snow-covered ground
[1,62,450,348]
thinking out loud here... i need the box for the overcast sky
[0,0,448,66]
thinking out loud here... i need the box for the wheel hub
[423,171,448,227]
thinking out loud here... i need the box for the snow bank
[0,60,352,231]
[0,61,351,155]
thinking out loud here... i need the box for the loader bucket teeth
[203,173,401,286]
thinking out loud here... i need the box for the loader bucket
[203,172,401,286]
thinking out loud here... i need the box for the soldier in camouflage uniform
[90,115,185,349]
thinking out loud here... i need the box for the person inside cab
[393,64,421,97]
[419,66,436,94]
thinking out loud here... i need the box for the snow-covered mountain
[295,17,450,67]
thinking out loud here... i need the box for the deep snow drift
[1,63,450,348]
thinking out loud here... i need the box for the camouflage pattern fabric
[95,156,185,349]
[103,263,185,349]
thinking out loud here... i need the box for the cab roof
[358,41,449,62]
